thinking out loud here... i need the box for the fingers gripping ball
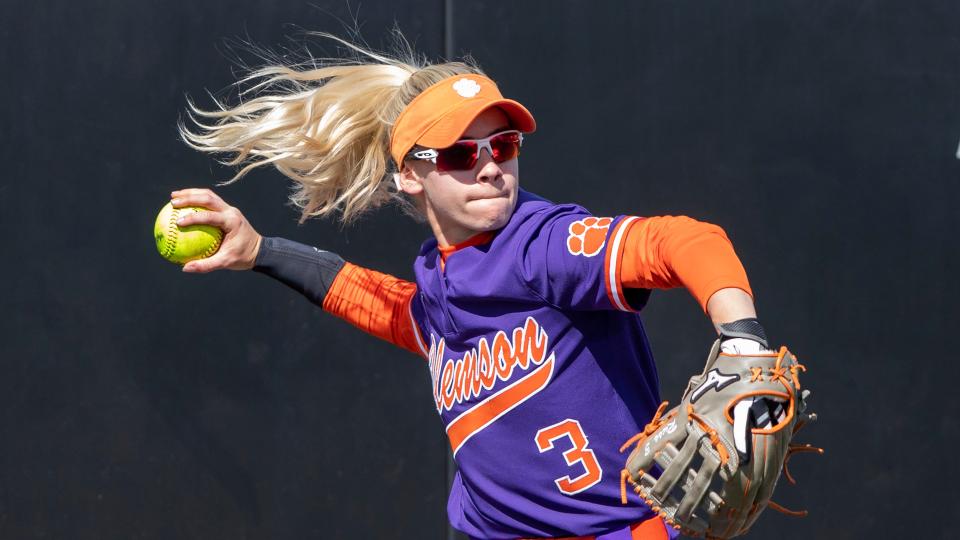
[153,202,223,265]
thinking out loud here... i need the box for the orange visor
[389,74,537,168]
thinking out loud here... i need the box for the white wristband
[720,337,772,355]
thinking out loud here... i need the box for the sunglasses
[405,130,524,171]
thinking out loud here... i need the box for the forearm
[251,236,346,307]
[706,287,757,326]
[251,237,424,356]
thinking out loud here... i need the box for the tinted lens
[436,141,478,171]
[490,132,521,163]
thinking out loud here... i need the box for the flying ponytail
[178,32,483,224]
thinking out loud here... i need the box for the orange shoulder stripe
[322,262,427,358]
[617,216,753,313]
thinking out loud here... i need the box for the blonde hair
[178,32,483,224]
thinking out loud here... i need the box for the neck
[434,227,478,247]
[424,204,476,247]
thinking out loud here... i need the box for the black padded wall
[450,2,959,538]
[1,2,448,538]
[1,1,957,539]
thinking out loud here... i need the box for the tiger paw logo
[453,78,482,98]
[566,217,613,257]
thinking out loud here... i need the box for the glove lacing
[618,401,671,505]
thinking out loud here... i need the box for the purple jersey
[408,189,666,539]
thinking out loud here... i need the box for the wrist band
[717,318,769,349]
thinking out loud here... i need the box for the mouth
[468,192,507,202]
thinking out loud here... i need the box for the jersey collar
[438,230,496,270]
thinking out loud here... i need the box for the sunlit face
[399,108,519,247]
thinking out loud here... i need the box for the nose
[475,148,502,184]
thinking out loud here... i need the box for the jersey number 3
[535,419,603,495]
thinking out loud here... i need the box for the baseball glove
[620,339,820,538]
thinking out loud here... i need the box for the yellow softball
[153,201,224,265]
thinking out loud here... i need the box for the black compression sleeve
[251,236,346,307]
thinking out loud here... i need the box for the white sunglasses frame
[405,129,524,168]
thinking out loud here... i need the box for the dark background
[1,1,957,538]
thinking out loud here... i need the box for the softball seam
[162,206,180,259]
[161,206,222,262]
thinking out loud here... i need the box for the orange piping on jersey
[406,295,429,357]
[322,262,426,358]
[617,215,754,313]
[437,230,496,272]
[603,216,643,312]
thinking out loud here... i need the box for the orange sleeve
[321,262,428,358]
[618,216,753,313]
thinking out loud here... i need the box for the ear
[395,164,425,196]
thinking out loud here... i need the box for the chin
[467,197,513,227]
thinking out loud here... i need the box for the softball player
[170,35,769,540]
